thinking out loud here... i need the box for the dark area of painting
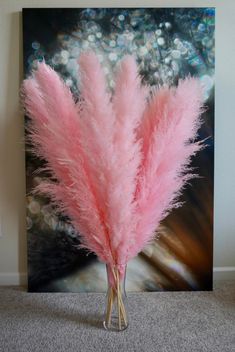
[23,8,214,292]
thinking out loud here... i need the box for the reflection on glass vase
[103,264,128,331]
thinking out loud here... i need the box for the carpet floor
[0,281,234,352]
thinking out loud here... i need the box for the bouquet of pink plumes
[22,51,204,330]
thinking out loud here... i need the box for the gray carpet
[0,281,234,352]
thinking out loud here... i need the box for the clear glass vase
[103,264,128,331]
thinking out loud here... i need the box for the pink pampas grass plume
[129,78,204,260]
[76,53,148,269]
[22,62,112,264]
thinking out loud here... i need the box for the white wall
[0,0,234,285]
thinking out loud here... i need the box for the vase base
[103,318,128,332]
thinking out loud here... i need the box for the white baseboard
[0,273,27,286]
[0,267,234,286]
[213,267,235,280]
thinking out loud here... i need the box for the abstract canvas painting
[23,8,215,292]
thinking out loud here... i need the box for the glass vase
[103,264,128,331]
